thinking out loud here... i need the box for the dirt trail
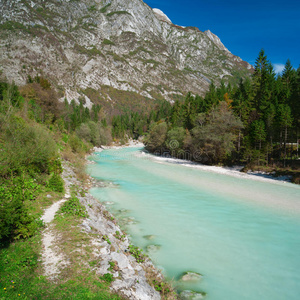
[40,184,70,279]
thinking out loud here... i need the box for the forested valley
[1,49,300,243]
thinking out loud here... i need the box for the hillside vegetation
[0,77,124,299]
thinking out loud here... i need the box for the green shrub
[59,196,88,218]
[128,245,146,263]
[0,175,43,241]
[68,133,90,153]
[76,123,92,142]
[48,158,63,174]
[48,173,64,193]
[0,116,58,176]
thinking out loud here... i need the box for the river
[87,146,300,300]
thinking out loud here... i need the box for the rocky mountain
[0,0,252,111]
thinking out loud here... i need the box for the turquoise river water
[87,147,300,300]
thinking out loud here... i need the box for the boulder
[180,272,202,282]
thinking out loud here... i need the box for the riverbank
[0,156,177,300]
[124,145,296,185]
[93,139,299,185]
[61,160,176,300]
[80,164,177,299]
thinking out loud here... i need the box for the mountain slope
[0,0,252,109]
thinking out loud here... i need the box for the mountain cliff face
[0,0,252,109]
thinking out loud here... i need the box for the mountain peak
[204,30,229,53]
[152,8,172,24]
[0,0,252,107]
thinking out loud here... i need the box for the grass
[51,192,122,299]
[0,230,121,300]
[0,21,28,32]
[88,5,97,12]
[143,264,177,300]
[0,243,121,299]
[102,39,115,46]
[0,170,122,300]
[106,51,126,63]
[74,44,103,58]
[128,46,153,57]
[100,3,111,13]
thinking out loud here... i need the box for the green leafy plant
[47,173,64,193]
[152,280,169,293]
[108,261,115,271]
[114,231,126,241]
[128,245,145,263]
[102,235,111,245]
[59,196,88,218]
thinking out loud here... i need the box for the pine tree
[252,50,275,115]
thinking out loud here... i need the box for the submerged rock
[120,217,138,225]
[119,209,130,213]
[180,272,202,282]
[179,290,206,300]
[94,180,119,188]
[103,201,114,206]
[143,235,156,240]
[146,244,161,253]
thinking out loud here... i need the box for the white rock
[181,272,202,282]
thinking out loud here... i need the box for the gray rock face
[0,0,252,107]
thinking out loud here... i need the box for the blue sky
[144,0,300,73]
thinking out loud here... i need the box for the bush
[76,123,92,142]
[48,173,64,193]
[68,133,90,154]
[145,122,167,151]
[59,196,88,218]
[0,175,43,241]
[0,116,58,176]
[128,245,146,263]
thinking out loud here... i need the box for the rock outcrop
[0,0,252,107]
